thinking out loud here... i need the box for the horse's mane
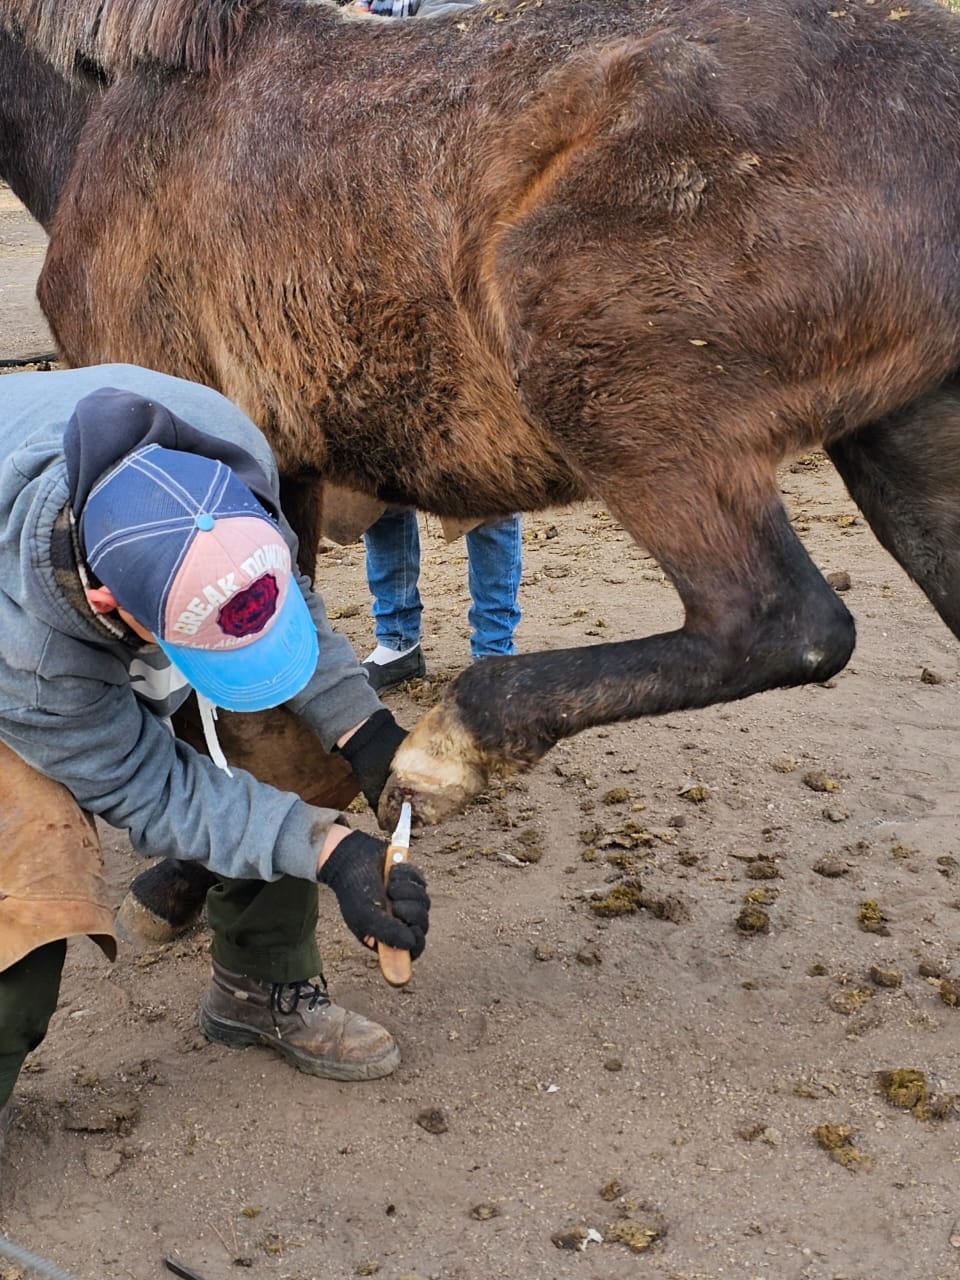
[0,0,301,75]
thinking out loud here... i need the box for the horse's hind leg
[117,703,360,943]
[382,452,857,826]
[827,383,960,639]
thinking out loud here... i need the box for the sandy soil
[1,187,960,1280]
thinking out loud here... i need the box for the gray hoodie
[0,364,383,882]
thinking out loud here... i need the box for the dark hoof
[116,859,215,944]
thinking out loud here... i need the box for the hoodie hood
[64,387,280,526]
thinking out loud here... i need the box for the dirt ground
[1,183,960,1280]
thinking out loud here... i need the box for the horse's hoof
[115,859,215,944]
[114,892,189,945]
[378,703,489,830]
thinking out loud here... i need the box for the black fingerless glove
[317,829,429,959]
[338,707,408,811]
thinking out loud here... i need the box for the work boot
[199,960,400,1081]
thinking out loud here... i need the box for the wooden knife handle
[377,841,413,987]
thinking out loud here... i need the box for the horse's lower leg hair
[456,503,854,753]
[383,492,856,825]
[827,383,960,640]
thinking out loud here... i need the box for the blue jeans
[364,508,522,659]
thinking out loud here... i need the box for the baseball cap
[79,444,319,712]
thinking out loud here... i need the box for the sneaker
[361,645,426,692]
[199,961,400,1081]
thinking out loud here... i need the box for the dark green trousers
[0,942,66,1109]
[0,874,320,1108]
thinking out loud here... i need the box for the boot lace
[268,976,331,1019]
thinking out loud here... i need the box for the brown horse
[3,0,960,830]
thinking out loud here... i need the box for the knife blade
[378,800,413,987]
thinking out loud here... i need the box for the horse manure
[814,1123,873,1172]
[599,1179,623,1200]
[877,1068,930,1116]
[939,977,960,1007]
[822,807,850,823]
[744,886,778,905]
[550,1225,591,1250]
[802,769,840,793]
[858,900,891,935]
[605,850,646,874]
[736,904,770,934]
[589,882,643,917]
[826,570,852,592]
[746,858,781,880]
[769,755,798,773]
[887,1067,952,1112]
[605,1212,665,1253]
[513,828,543,862]
[597,820,656,850]
[829,987,874,1015]
[813,856,848,877]
[602,787,630,804]
[920,667,943,684]
[868,965,902,989]
[679,783,711,803]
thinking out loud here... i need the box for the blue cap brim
[157,585,319,712]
